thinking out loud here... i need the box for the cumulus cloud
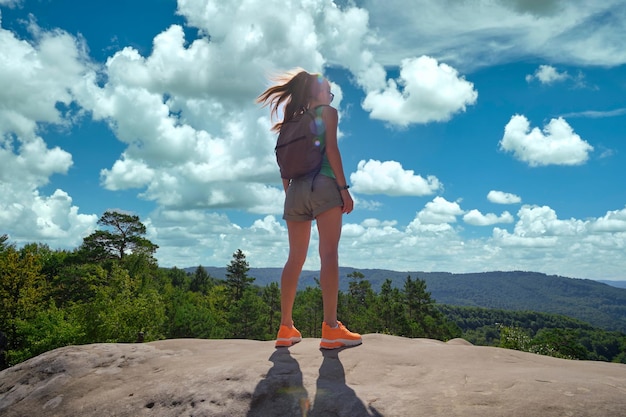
[0,19,89,138]
[350,159,441,196]
[509,205,586,238]
[2,0,626,281]
[499,115,594,166]
[488,190,522,205]
[0,17,97,247]
[589,207,626,233]
[525,65,569,84]
[362,56,478,126]
[464,209,514,226]
[416,196,464,225]
[71,0,404,212]
[490,204,595,251]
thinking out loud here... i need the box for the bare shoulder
[320,105,338,121]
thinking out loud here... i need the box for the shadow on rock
[247,348,310,417]
[310,347,383,417]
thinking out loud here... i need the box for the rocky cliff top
[1,334,625,416]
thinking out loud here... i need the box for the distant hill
[185,267,626,333]
[598,280,626,289]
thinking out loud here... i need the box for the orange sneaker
[275,325,302,347]
[320,321,362,349]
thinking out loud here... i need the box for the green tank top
[313,106,335,179]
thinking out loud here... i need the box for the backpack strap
[308,105,329,191]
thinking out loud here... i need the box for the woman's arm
[322,106,354,214]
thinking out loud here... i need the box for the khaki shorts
[283,174,343,221]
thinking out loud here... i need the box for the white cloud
[488,190,522,205]
[500,115,594,166]
[0,18,97,247]
[2,0,626,282]
[350,159,441,196]
[145,199,626,281]
[359,1,626,70]
[0,19,89,138]
[525,65,569,84]
[464,209,514,226]
[589,207,626,233]
[560,108,626,119]
[362,56,478,126]
[512,205,587,237]
[415,196,464,225]
[0,0,21,8]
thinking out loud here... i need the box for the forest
[1,211,625,370]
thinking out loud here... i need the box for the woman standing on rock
[257,69,362,349]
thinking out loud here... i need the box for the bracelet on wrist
[338,184,350,190]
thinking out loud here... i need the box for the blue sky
[1,0,625,280]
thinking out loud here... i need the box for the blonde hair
[257,69,323,132]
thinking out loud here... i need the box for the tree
[0,245,47,367]
[375,278,406,335]
[51,263,108,306]
[81,263,165,343]
[404,275,433,321]
[293,281,323,338]
[0,234,9,252]
[80,211,158,261]
[228,288,267,339]
[0,235,9,253]
[190,266,214,294]
[346,271,376,331]
[262,282,281,337]
[225,249,255,302]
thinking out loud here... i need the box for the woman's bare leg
[316,206,343,327]
[280,220,312,326]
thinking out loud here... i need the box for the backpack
[275,106,326,180]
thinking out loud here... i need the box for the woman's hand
[341,189,353,214]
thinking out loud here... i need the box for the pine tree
[225,249,255,302]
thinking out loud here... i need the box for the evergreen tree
[228,288,267,339]
[190,266,214,294]
[262,282,281,337]
[346,271,376,331]
[0,234,8,252]
[293,281,323,338]
[376,278,406,335]
[225,249,255,302]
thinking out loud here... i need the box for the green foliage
[293,283,324,338]
[225,249,255,302]
[165,266,191,289]
[228,288,268,340]
[440,305,625,362]
[1,230,624,370]
[0,234,9,251]
[498,325,532,351]
[262,282,281,337]
[79,210,158,262]
[51,263,108,306]
[190,265,215,294]
[164,286,228,339]
[80,264,166,343]
[6,301,84,366]
[0,246,48,347]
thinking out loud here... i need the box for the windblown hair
[257,68,322,132]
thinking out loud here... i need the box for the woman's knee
[319,247,339,264]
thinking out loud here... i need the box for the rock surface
[1,334,625,417]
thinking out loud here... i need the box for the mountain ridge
[184,267,626,332]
